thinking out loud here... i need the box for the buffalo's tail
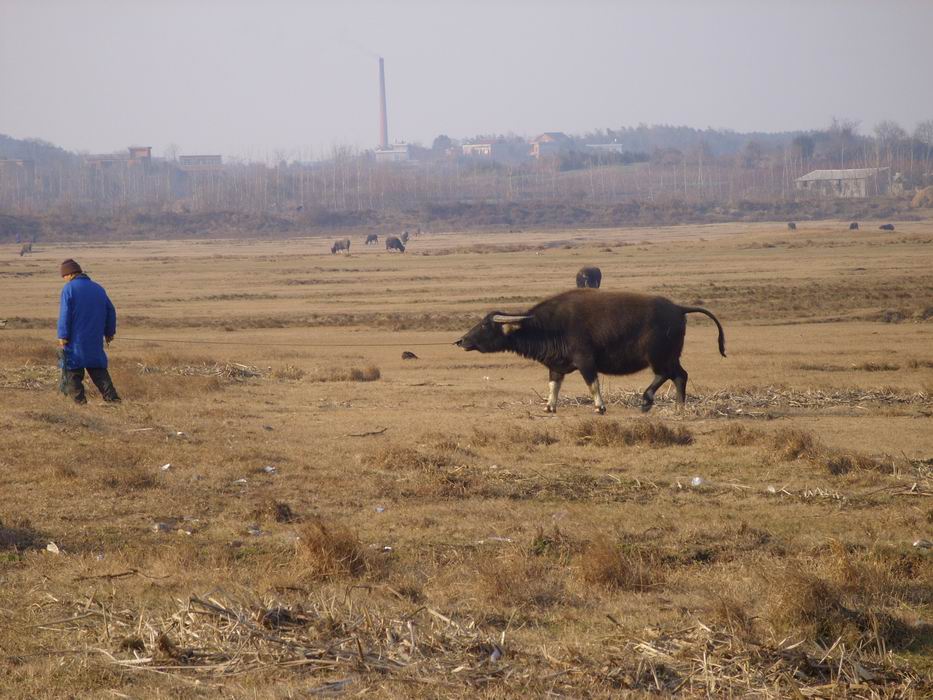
[680,306,726,357]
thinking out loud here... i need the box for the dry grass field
[1,220,932,698]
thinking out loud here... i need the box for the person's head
[60,259,82,280]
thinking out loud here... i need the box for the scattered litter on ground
[160,463,171,471]
[261,465,277,475]
[232,479,247,486]
[690,476,704,487]
[374,505,386,513]
[45,542,60,555]
[246,524,262,536]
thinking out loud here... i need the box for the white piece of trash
[913,539,933,549]
[160,463,171,471]
[690,476,704,487]
[46,542,61,555]
[262,465,277,475]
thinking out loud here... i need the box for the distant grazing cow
[400,231,410,243]
[849,222,859,230]
[331,238,351,255]
[385,236,405,253]
[879,224,895,231]
[576,266,602,289]
[456,289,726,415]
[787,222,797,231]
[365,233,379,245]
[19,243,32,256]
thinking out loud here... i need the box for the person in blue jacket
[57,259,121,404]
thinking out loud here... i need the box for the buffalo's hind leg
[672,362,689,408]
[641,372,668,412]
[546,370,564,413]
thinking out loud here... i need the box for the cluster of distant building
[376,131,595,164]
[0,147,224,181]
[0,141,902,201]
[81,147,224,172]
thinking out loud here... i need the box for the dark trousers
[60,366,120,404]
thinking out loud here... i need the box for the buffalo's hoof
[640,402,652,413]
[595,406,606,415]
[545,405,556,414]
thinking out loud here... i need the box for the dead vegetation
[293,520,368,580]
[573,419,694,447]
[2,225,932,697]
[309,364,381,382]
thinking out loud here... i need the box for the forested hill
[0,133,76,164]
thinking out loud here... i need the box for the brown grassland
[1,220,932,698]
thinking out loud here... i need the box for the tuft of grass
[717,423,764,446]
[472,425,558,448]
[853,362,899,372]
[766,567,854,644]
[577,539,662,591]
[906,358,933,369]
[529,525,577,558]
[477,550,569,608]
[769,428,819,461]
[309,365,381,382]
[573,420,693,447]
[823,451,887,476]
[252,499,297,523]
[709,595,756,639]
[272,365,305,380]
[366,445,452,471]
[294,520,367,580]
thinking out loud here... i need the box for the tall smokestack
[378,57,388,149]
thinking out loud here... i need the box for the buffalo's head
[455,312,532,352]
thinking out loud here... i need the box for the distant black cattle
[575,266,602,289]
[365,233,379,245]
[400,231,410,243]
[879,224,895,231]
[401,351,419,360]
[787,222,797,231]
[849,222,859,230]
[385,236,405,253]
[331,238,351,255]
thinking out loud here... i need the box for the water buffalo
[385,236,405,253]
[456,289,726,415]
[19,243,32,256]
[849,222,859,230]
[400,231,410,243]
[365,233,379,245]
[576,266,602,289]
[331,238,351,255]
[787,222,797,231]
[879,224,895,231]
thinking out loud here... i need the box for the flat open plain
[1,220,932,697]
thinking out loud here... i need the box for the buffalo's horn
[491,314,532,324]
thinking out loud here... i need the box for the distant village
[0,56,929,216]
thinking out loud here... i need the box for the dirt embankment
[0,197,926,242]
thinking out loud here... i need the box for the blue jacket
[57,274,116,370]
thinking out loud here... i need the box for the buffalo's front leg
[546,370,564,413]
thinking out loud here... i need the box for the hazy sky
[2,1,932,160]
